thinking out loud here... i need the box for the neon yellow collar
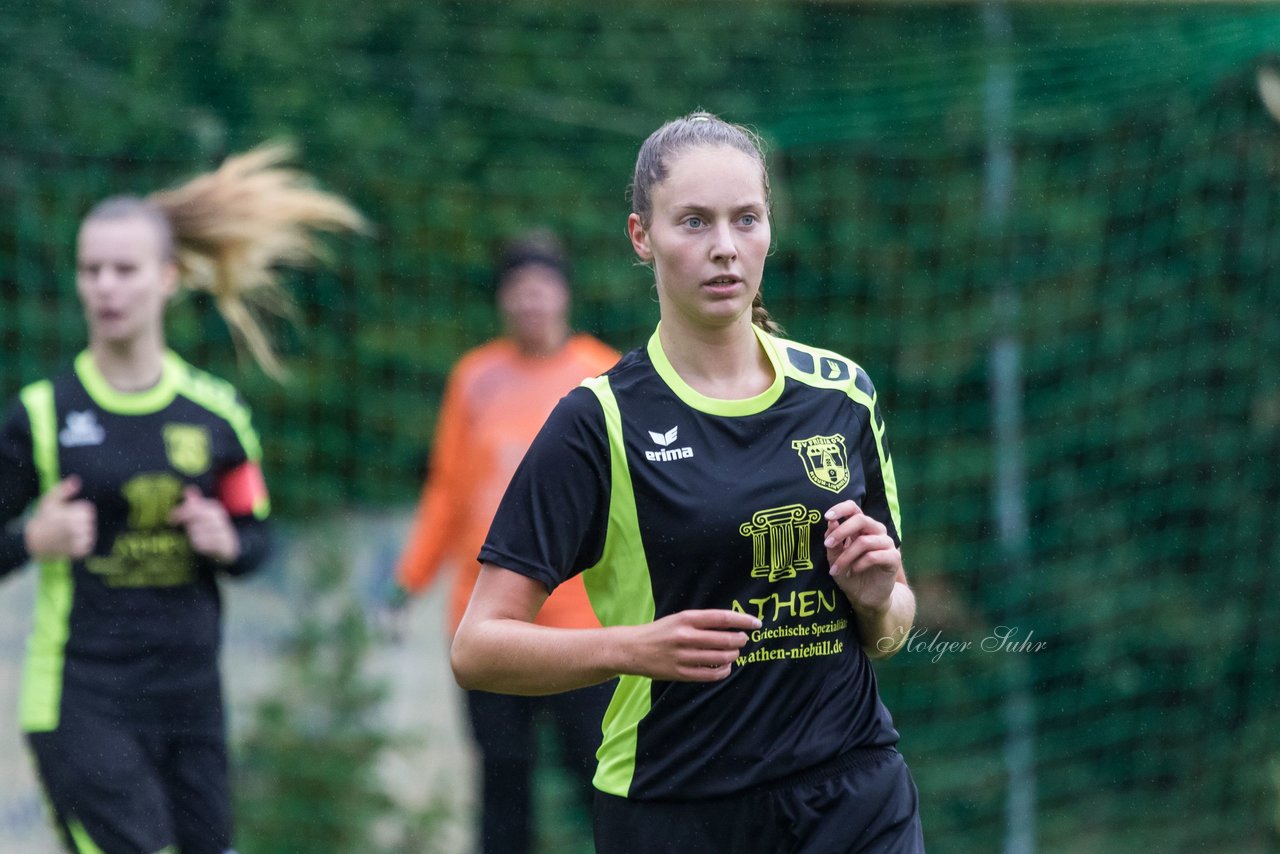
[646,323,784,417]
[74,350,183,415]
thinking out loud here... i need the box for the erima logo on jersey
[645,426,694,461]
[59,411,105,447]
[648,427,678,446]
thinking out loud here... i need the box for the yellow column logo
[122,473,185,529]
[87,473,193,587]
[739,504,823,582]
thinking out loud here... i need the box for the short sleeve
[0,397,39,575]
[853,368,902,547]
[0,397,38,523]
[226,390,262,467]
[477,386,611,593]
[213,389,270,520]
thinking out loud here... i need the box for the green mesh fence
[3,3,1280,852]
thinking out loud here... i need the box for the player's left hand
[170,486,241,564]
[823,500,901,616]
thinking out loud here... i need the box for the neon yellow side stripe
[67,818,108,854]
[21,381,58,492]
[70,819,172,853]
[18,381,73,733]
[580,376,656,798]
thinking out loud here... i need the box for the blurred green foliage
[3,2,1280,851]
[233,537,449,854]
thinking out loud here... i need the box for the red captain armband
[218,461,270,518]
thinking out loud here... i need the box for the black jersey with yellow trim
[479,324,903,800]
[0,350,271,734]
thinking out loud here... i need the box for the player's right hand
[625,609,760,683]
[24,475,97,560]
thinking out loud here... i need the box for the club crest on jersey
[791,434,849,494]
[645,425,694,462]
[59,410,105,447]
[164,423,211,476]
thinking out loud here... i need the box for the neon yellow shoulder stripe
[860,387,902,540]
[168,353,270,519]
[579,375,655,798]
[18,380,73,733]
[773,336,902,540]
[167,353,263,462]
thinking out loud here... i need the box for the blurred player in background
[0,146,363,854]
[393,230,618,854]
[452,112,923,852]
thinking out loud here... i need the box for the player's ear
[627,213,652,262]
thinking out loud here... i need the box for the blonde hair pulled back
[629,111,780,334]
[86,142,366,379]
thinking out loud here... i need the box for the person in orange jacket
[394,230,619,854]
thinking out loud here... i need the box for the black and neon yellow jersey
[0,351,271,734]
[479,324,904,800]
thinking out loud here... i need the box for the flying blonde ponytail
[143,142,367,379]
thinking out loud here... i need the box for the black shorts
[594,746,923,854]
[26,712,231,854]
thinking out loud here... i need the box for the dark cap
[494,230,570,291]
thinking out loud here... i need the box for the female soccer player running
[0,146,363,854]
[452,112,924,852]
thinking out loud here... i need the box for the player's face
[498,263,570,355]
[76,215,177,348]
[628,144,771,331]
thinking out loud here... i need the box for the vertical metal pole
[982,3,1036,853]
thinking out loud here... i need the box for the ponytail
[144,142,366,379]
[751,291,782,335]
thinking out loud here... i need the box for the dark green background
[3,3,1279,851]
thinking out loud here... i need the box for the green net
[3,3,1279,852]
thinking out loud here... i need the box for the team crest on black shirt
[164,423,211,476]
[791,434,850,493]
